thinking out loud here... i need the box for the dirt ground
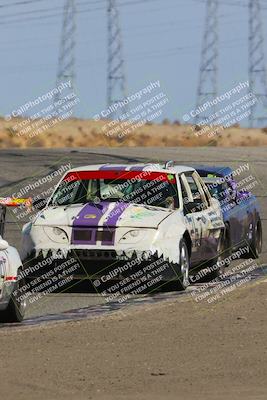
[0,280,266,400]
[1,116,267,148]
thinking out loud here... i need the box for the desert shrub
[162,118,170,125]
[194,125,202,131]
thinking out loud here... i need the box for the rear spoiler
[0,198,32,237]
[0,197,32,208]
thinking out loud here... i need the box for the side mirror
[0,238,9,251]
[32,198,47,211]
[229,189,237,202]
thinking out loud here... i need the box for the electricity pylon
[248,0,267,127]
[194,0,219,125]
[54,0,76,113]
[107,0,128,121]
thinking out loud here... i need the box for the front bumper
[22,248,178,284]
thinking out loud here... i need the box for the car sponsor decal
[4,276,17,281]
[63,171,176,183]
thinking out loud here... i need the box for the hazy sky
[1,0,267,125]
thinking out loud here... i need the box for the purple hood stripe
[71,202,109,245]
[104,202,130,228]
[71,201,131,246]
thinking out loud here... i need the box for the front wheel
[0,270,27,323]
[174,239,190,291]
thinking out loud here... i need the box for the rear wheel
[198,231,227,282]
[248,220,262,259]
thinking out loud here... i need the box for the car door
[182,172,224,263]
[226,182,247,247]
[179,174,207,266]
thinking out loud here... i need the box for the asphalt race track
[0,147,266,326]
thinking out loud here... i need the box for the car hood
[33,202,175,229]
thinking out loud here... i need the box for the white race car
[21,163,225,290]
[0,198,30,323]
[0,236,26,322]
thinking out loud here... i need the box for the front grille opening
[96,230,114,242]
[73,229,92,241]
[74,249,117,260]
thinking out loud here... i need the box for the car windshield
[50,170,179,209]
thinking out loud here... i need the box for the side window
[179,174,193,205]
[195,174,212,206]
[184,172,208,212]
[188,178,202,201]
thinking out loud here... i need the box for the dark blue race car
[194,165,262,259]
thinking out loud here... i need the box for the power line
[0,0,48,8]
[0,0,180,25]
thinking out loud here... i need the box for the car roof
[193,165,233,178]
[67,163,195,175]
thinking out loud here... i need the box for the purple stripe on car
[129,166,144,171]
[99,165,127,170]
[102,202,130,245]
[71,202,109,245]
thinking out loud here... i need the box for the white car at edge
[21,162,225,290]
[0,236,26,322]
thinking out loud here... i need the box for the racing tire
[0,269,27,323]
[173,239,190,291]
[248,219,262,259]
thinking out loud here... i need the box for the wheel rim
[17,277,26,314]
[180,244,189,288]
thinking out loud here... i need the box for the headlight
[43,227,69,244]
[119,229,153,244]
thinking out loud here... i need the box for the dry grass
[1,116,267,148]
